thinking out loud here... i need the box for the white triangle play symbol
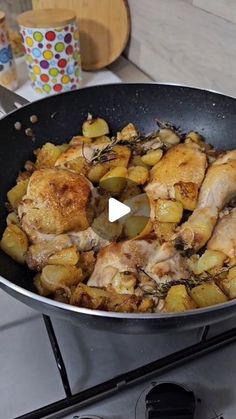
[108,197,131,222]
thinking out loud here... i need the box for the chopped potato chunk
[190,282,227,307]
[127,166,149,185]
[7,179,29,209]
[100,166,127,194]
[158,128,180,146]
[47,247,79,265]
[220,267,236,299]
[6,212,19,226]
[87,164,109,183]
[165,285,196,312]
[155,199,183,223]
[130,155,149,168]
[117,123,138,141]
[82,118,109,138]
[110,145,131,168]
[141,149,163,166]
[69,135,92,145]
[41,265,83,292]
[0,224,28,264]
[35,142,62,169]
[34,273,50,296]
[194,250,226,275]
[153,221,176,242]
[124,216,150,239]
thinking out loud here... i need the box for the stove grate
[14,317,236,419]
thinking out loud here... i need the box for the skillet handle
[0,85,29,114]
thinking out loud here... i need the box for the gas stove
[5,306,235,419]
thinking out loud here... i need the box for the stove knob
[145,383,195,419]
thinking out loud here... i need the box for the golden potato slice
[153,221,176,242]
[0,224,28,264]
[48,247,80,266]
[165,285,196,312]
[117,123,138,141]
[194,250,226,275]
[82,118,109,138]
[155,199,183,223]
[34,273,50,296]
[69,135,92,145]
[6,212,20,226]
[109,145,131,168]
[100,166,127,194]
[158,128,180,146]
[220,276,236,299]
[124,216,150,239]
[7,179,29,209]
[174,182,198,211]
[190,282,227,307]
[129,155,149,169]
[141,149,163,166]
[87,163,109,183]
[127,166,149,185]
[220,266,236,299]
[41,265,83,292]
[35,142,62,169]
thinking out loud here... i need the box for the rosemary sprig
[138,268,211,299]
[90,137,119,164]
[90,131,163,164]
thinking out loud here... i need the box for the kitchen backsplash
[126,0,236,96]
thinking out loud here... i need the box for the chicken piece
[26,234,73,270]
[144,242,190,284]
[146,143,207,220]
[88,239,155,288]
[18,169,91,236]
[69,227,110,252]
[88,239,190,291]
[175,150,236,251]
[207,208,236,259]
[146,142,207,201]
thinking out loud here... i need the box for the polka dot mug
[17,9,82,95]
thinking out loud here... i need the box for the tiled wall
[126,0,236,96]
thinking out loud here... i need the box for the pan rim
[1,82,235,121]
[1,82,236,321]
[1,272,236,320]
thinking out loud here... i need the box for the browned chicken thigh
[175,150,236,251]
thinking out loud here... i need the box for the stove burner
[145,382,195,419]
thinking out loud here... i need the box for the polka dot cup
[18,9,82,95]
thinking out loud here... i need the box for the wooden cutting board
[32,0,130,70]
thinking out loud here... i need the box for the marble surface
[126,0,236,96]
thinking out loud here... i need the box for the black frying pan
[0,83,236,333]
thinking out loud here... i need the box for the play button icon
[108,197,131,222]
[88,177,151,241]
